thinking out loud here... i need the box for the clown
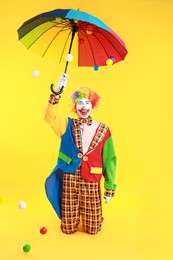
[44,74,117,234]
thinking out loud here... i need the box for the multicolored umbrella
[17,8,128,93]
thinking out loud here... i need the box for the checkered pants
[61,167,102,234]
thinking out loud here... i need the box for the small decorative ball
[106,59,113,66]
[23,244,31,253]
[66,54,73,61]
[86,25,94,35]
[94,65,99,71]
[78,38,84,44]
[32,70,40,77]
[40,227,47,235]
[18,201,27,209]
[86,30,93,35]
[109,56,115,62]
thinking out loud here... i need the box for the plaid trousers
[61,167,102,234]
[60,120,109,234]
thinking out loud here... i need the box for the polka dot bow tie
[75,116,92,127]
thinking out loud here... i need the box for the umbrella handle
[50,84,64,95]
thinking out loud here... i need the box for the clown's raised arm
[43,93,68,138]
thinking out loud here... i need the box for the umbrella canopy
[17,9,128,70]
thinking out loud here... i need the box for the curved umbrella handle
[50,84,64,95]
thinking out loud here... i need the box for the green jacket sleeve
[102,135,117,190]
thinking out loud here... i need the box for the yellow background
[0,0,172,259]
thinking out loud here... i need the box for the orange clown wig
[71,87,100,113]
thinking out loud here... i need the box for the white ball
[32,70,40,77]
[18,201,27,209]
[66,54,73,62]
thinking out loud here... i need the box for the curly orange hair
[71,87,100,113]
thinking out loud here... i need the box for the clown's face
[76,98,92,118]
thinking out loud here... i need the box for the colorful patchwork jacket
[44,104,116,219]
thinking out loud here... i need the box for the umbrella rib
[94,28,125,60]
[79,31,97,65]
[58,31,72,63]
[93,31,110,58]
[42,23,71,58]
[86,36,97,65]
[79,28,125,64]
[25,22,70,49]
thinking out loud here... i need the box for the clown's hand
[104,196,113,204]
[56,73,68,92]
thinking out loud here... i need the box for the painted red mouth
[79,109,90,116]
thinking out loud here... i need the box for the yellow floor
[1,180,172,260]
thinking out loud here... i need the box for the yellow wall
[0,1,172,259]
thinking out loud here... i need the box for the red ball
[78,38,84,44]
[40,227,47,234]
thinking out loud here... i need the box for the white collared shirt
[80,120,100,154]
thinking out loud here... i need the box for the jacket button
[83,155,88,161]
[77,153,83,158]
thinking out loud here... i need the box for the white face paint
[76,98,92,119]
